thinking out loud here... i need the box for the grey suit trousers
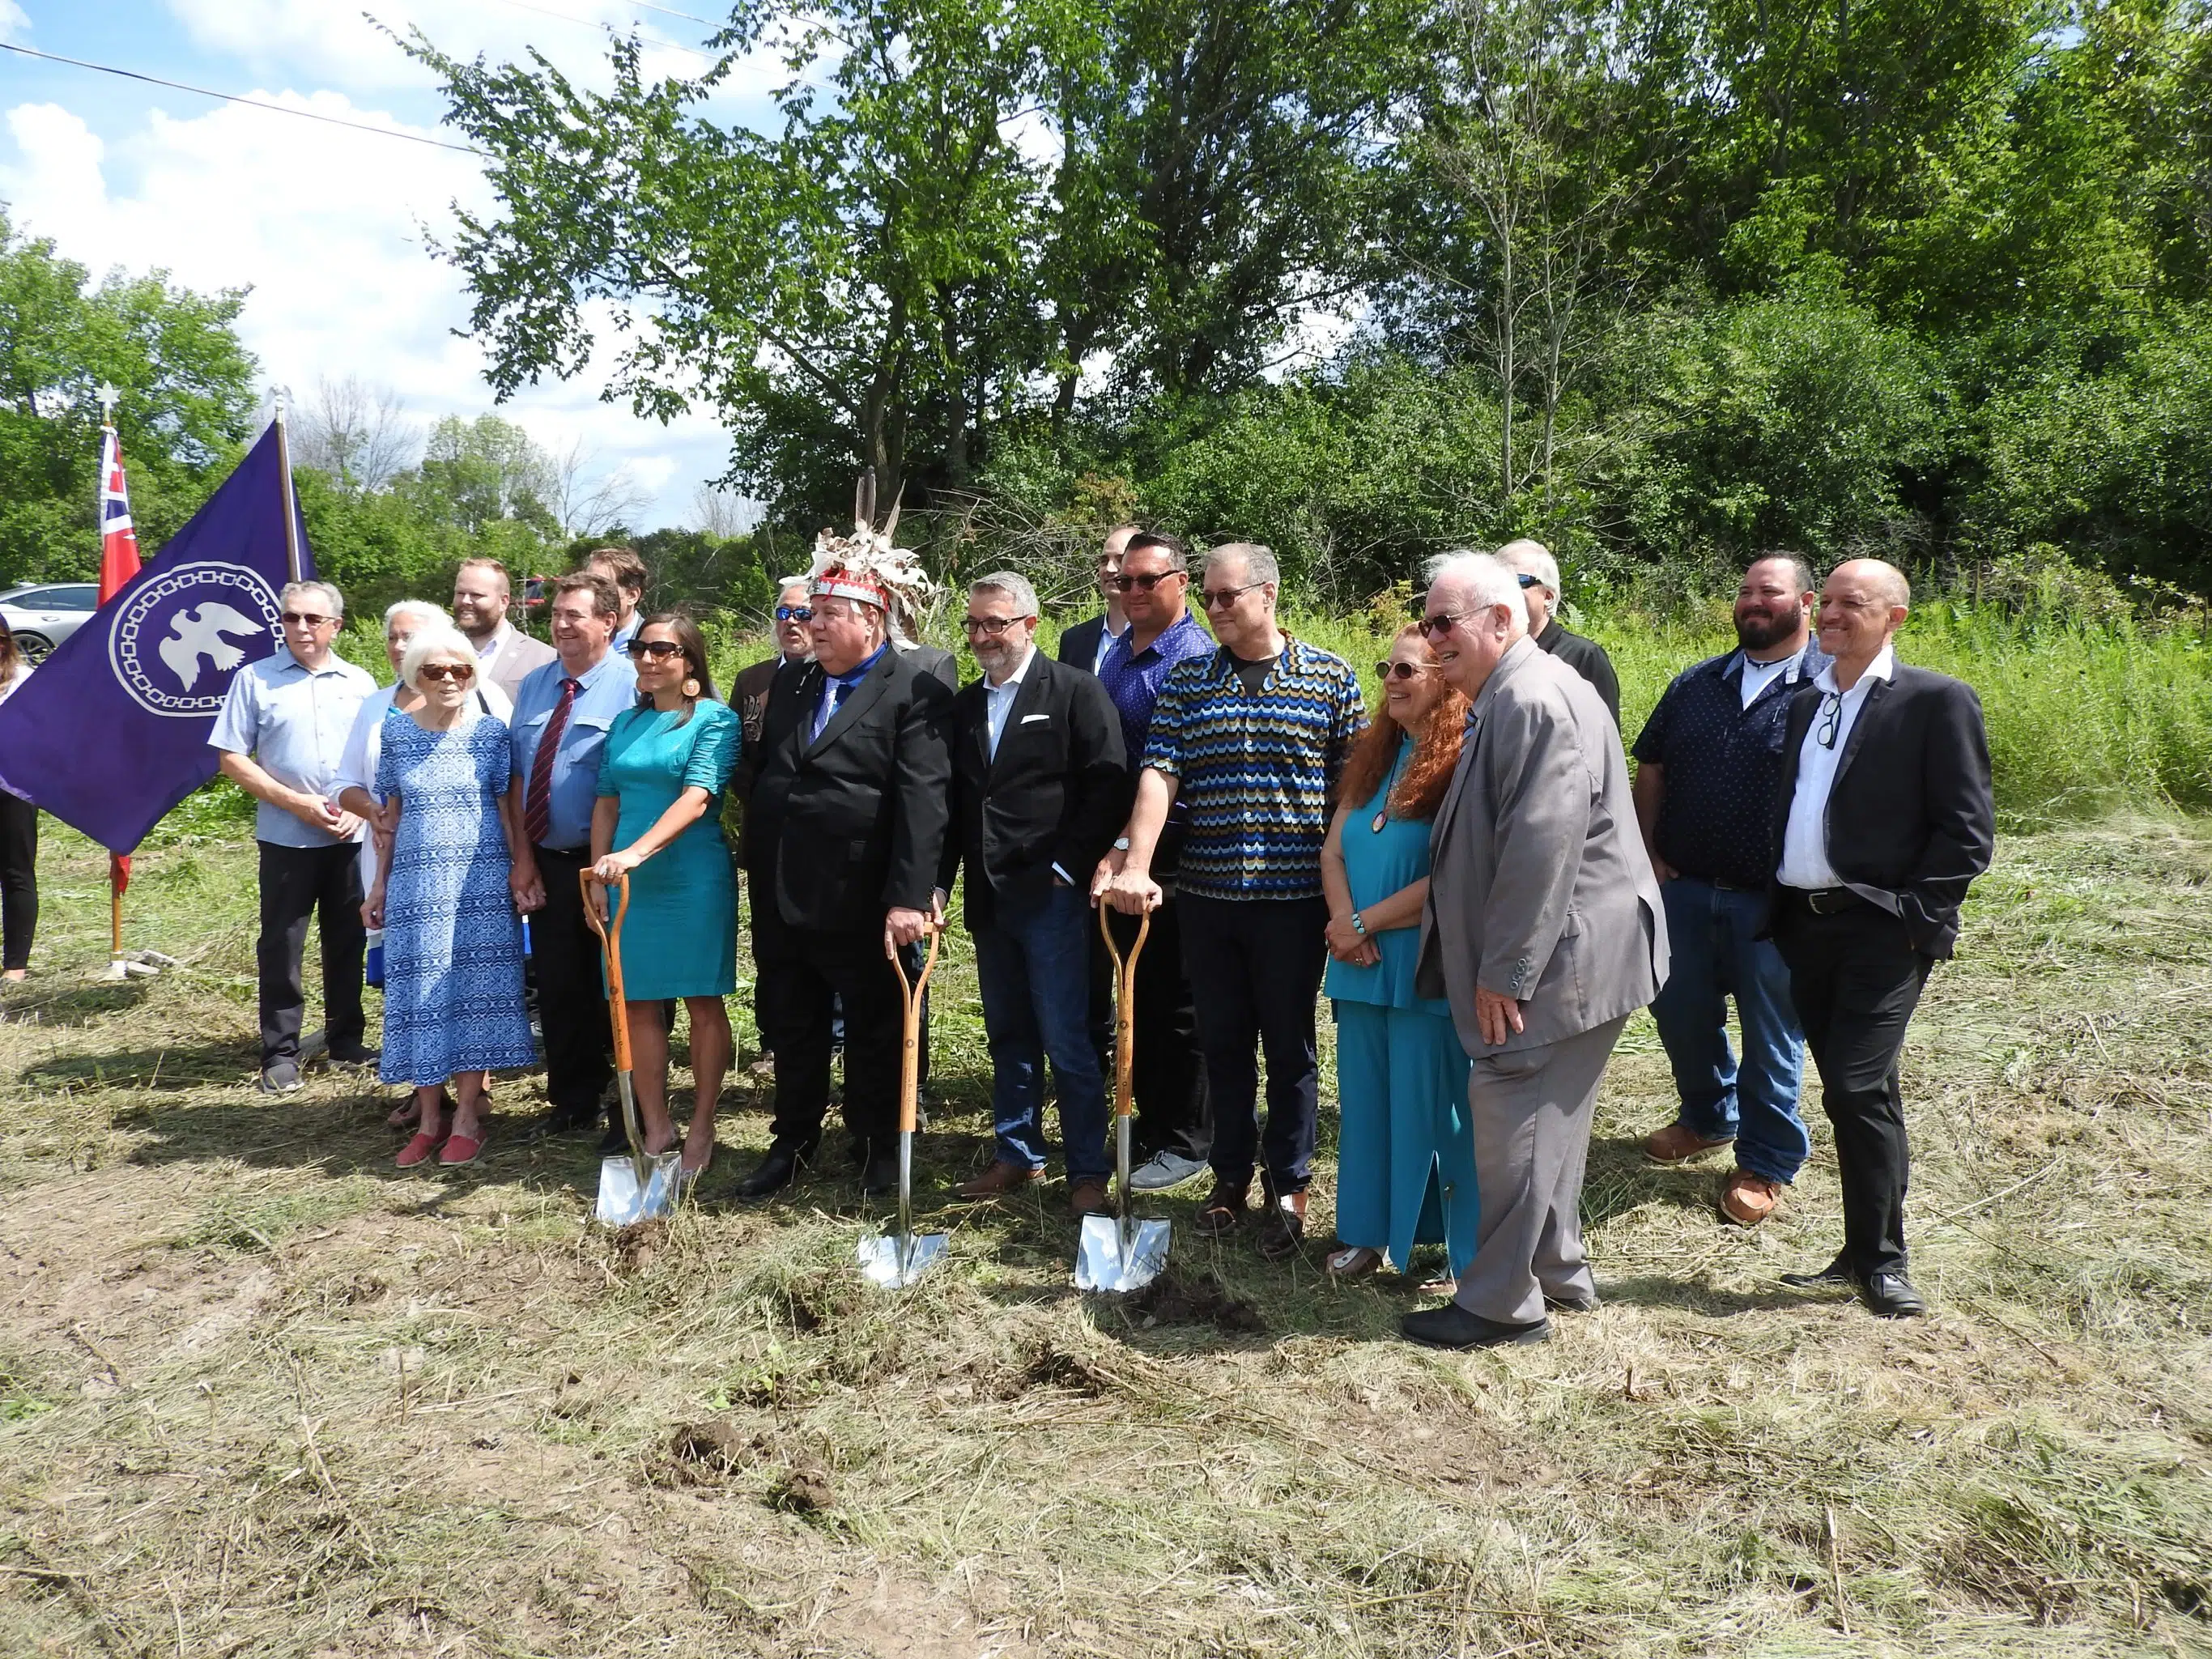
[1453,1015,1629,1325]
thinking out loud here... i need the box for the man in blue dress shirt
[507,572,639,1141]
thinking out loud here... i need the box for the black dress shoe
[325,1040,380,1066]
[1859,1273,1927,1318]
[861,1146,899,1197]
[525,1107,597,1143]
[1401,1304,1551,1350]
[734,1145,809,1199]
[1543,1292,1601,1313]
[1780,1253,1854,1289]
[597,1120,631,1156]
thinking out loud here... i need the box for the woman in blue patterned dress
[1319,624,1479,1285]
[364,626,535,1169]
[591,615,740,1178]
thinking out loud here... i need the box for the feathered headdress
[808,468,934,623]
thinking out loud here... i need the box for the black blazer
[1770,663,1994,958]
[899,640,960,690]
[746,646,955,933]
[1534,619,1621,730]
[938,653,1130,929]
[1057,614,1108,672]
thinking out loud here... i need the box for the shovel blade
[856,1229,950,1290]
[595,1151,682,1226]
[1075,1215,1171,1293]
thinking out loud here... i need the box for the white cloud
[0,2,29,43]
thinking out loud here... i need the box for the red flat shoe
[396,1130,443,1168]
[438,1133,485,1167]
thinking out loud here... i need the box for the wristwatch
[1350,911,1368,937]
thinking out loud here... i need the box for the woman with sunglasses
[591,615,740,1178]
[364,627,537,1168]
[1317,625,1479,1286]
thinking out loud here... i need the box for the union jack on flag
[98,427,142,606]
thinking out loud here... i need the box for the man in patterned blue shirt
[1102,543,1366,1259]
[1631,554,1827,1227]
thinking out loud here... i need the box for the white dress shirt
[1778,644,1895,890]
[1735,648,1797,710]
[981,642,1036,761]
[1091,618,1127,674]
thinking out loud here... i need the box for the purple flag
[0,423,313,852]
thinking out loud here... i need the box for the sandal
[395,1130,443,1169]
[1327,1245,1385,1278]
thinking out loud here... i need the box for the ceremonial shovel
[1076,906,1171,1294]
[857,925,949,1289]
[581,870,680,1226]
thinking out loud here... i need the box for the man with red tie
[505,572,639,1142]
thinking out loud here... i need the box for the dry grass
[1,815,2208,1657]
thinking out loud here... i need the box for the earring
[681,676,701,700]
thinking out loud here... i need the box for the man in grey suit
[1406,551,1669,1349]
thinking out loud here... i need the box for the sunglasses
[627,639,686,660]
[775,604,813,623]
[419,661,475,683]
[962,615,1028,636]
[1376,660,1429,682]
[1516,572,1539,588]
[1415,612,1471,640]
[1108,571,1180,593]
[1199,583,1260,609]
[281,610,335,627]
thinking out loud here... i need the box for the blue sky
[1,0,783,531]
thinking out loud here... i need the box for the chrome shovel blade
[595,1150,682,1227]
[856,1228,949,1290]
[1075,1215,1171,1293]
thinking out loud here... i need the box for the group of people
[206,500,1994,1347]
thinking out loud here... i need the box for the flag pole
[94,381,151,981]
[274,389,303,585]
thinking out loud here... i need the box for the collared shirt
[207,649,376,847]
[1091,616,1127,674]
[1099,610,1214,864]
[611,612,640,653]
[981,643,1036,761]
[813,641,889,742]
[1631,639,1827,888]
[474,619,515,666]
[1140,634,1366,902]
[506,647,638,850]
[1779,643,1896,890]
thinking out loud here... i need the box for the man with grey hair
[1497,538,1620,729]
[1405,550,1666,1347]
[937,572,1129,1207]
[210,578,379,1091]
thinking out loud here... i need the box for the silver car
[0,582,100,661]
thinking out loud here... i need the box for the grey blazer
[1416,638,1669,1057]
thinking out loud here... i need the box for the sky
[0,0,787,532]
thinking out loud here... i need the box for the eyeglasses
[1815,691,1844,748]
[1108,571,1180,593]
[1415,612,1470,640]
[775,605,813,623]
[419,661,475,683]
[962,615,1029,636]
[1376,660,1429,682]
[627,639,685,661]
[1199,583,1260,610]
[281,611,335,627]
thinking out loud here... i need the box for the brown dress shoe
[957,1160,1044,1199]
[1193,1177,1249,1236]
[1643,1121,1735,1164]
[1069,1178,1111,1217]
[1256,1191,1308,1261]
[1720,1170,1784,1226]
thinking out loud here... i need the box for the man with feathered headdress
[734,479,955,1199]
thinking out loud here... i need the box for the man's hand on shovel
[885,905,935,956]
[1102,865,1162,916]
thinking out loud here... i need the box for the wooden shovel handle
[580,870,632,1073]
[891,925,940,1134]
[1099,906,1148,1121]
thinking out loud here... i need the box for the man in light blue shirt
[505,572,639,1142]
[210,579,377,1093]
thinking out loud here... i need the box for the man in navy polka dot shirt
[1629,555,1828,1227]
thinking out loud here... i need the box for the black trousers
[256,840,365,1066]
[1095,891,1211,1163]
[1774,895,1934,1280]
[532,844,616,1119]
[1179,892,1328,1195]
[753,881,905,1158]
[0,791,36,971]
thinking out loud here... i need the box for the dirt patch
[1125,1270,1266,1334]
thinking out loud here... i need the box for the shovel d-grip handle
[1099,905,1149,1122]
[891,924,941,1135]
[580,869,633,1073]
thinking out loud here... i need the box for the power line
[0,41,487,155]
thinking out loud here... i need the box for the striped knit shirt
[1140,635,1366,901]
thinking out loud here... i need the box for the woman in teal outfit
[1320,623,1479,1285]
[591,614,741,1176]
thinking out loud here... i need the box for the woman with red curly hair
[1319,624,1479,1285]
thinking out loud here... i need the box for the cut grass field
[1,815,2208,1657]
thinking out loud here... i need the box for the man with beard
[1631,555,1827,1227]
[453,558,555,704]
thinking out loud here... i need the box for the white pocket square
[1020,713,1051,723]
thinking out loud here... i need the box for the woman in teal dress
[1320,623,1479,1284]
[591,615,741,1176]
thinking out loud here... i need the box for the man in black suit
[936,572,1130,1213]
[736,562,955,1198]
[1057,523,1137,674]
[1498,538,1621,730]
[1770,558,1994,1317]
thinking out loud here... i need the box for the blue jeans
[1648,877,1810,1184]
[972,881,1111,1181]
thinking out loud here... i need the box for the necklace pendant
[1370,810,1388,834]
